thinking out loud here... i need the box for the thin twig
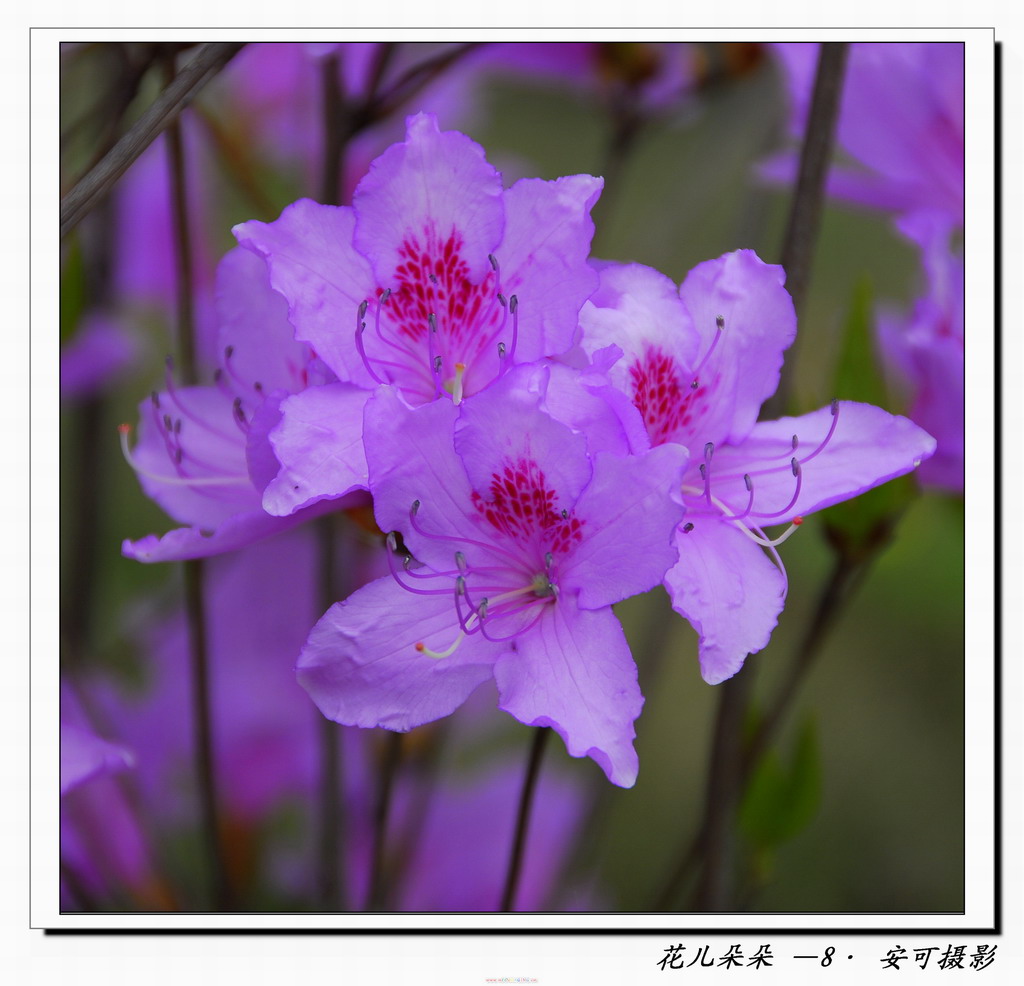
[365,731,403,911]
[689,670,754,911]
[315,516,346,911]
[60,42,244,238]
[500,726,550,912]
[669,43,850,914]
[163,51,230,908]
[182,559,230,909]
[766,42,849,416]
[319,53,346,207]
[743,550,873,772]
[370,43,481,122]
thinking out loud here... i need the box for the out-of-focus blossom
[764,42,964,227]
[120,245,363,563]
[59,686,160,910]
[59,313,141,402]
[393,758,593,911]
[73,528,594,909]
[578,250,937,683]
[877,213,964,492]
[112,133,220,367]
[297,367,687,788]
[478,42,698,116]
[235,112,602,519]
[101,530,337,841]
[60,722,133,795]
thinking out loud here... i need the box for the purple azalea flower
[578,250,937,684]
[877,212,964,492]
[763,42,964,226]
[120,245,363,563]
[234,112,603,519]
[296,368,688,787]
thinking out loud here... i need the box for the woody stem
[500,726,551,911]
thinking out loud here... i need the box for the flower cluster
[764,42,964,493]
[116,111,935,795]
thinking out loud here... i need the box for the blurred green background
[60,42,964,913]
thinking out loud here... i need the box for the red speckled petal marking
[629,345,715,447]
[471,458,584,557]
[388,226,501,353]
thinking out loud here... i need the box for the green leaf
[821,275,919,559]
[832,274,886,408]
[739,716,822,851]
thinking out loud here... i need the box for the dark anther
[682,522,695,533]
[380,288,391,303]
[561,509,568,519]
[691,378,700,390]
[411,499,421,514]
[498,293,507,307]
[830,398,839,416]
[704,442,714,461]
[150,391,160,407]
[791,457,801,477]
[433,356,443,373]
[488,254,499,271]
[744,474,753,491]
[428,313,437,332]
[792,434,799,450]
[429,273,438,284]
[497,342,507,358]
[358,299,369,319]
[224,345,234,359]
[716,315,725,330]
[509,295,519,314]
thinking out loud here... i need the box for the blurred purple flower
[578,250,937,683]
[59,313,140,402]
[478,42,698,115]
[235,112,602,519]
[112,133,220,367]
[297,368,687,788]
[764,42,964,227]
[877,213,964,492]
[215,43,485,197]
[394,758,594,911]
[120,245,362,563]
[59,685,160,910]
[60,722,133,796]
[73,530,595,909]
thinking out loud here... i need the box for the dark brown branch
[500,726,550,912]
[766,42,849,417]
[60,42,244,238]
